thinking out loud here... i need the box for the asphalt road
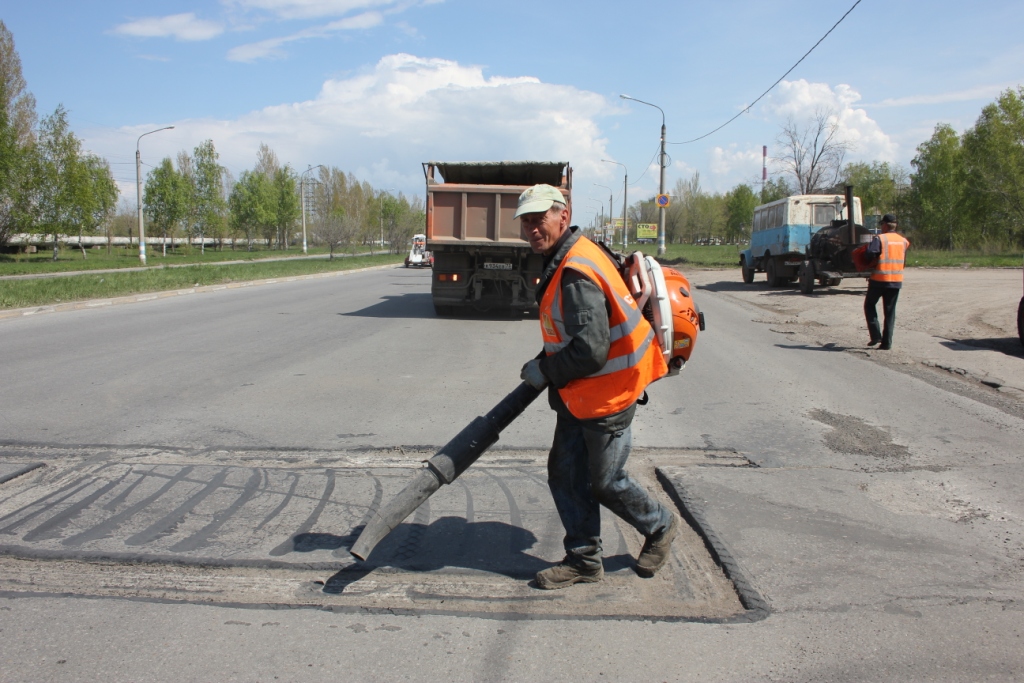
[1,265,1023,681]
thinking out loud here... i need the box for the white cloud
[866,83,1018,108]
[227,10,385,61]
[228,0,400,20]
[762,79,897,163]
[87,54,612,201]
[113,13,224,41]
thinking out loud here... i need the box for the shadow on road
[775,342,851,352]
[341,293,436,319]
[698,279,866,297]
[318,517,633,592]
[342,293,536,321]
[942,337,1024,358]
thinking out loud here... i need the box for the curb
[657,467,771,623]
[0,263,401,321]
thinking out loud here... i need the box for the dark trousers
[865,284,901,348]
[547,414,671,568]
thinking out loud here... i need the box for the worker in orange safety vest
[865,214,910,350]
[515,183,677,590]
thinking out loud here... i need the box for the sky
[4,0,1023,227]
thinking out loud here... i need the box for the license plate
[483,262,512,270]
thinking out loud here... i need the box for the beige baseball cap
[514,184,567,218]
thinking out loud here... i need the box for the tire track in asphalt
[169,468,264,552]
[268,469,335,556]
[21,470,133,542]
[124,470,230,546]
[62,466,196,547]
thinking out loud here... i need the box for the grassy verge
[905,249,1024,268]
[0,254,403,310]
[0,245,387,276]
[651,244,1024,270]
[653,244,742,268]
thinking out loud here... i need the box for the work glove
[520,358,548,390]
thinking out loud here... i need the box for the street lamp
[601,159,628,250]
[136,125,174,265]
[300,165,325,255]
[593,183,613,244]
[620,95,667,256]
[379,188,396,252]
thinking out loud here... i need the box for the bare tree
[315,209,361,259]
[775,108,852,194]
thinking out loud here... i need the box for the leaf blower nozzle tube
[349,382,544,561]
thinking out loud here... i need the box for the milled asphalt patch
[0,262,401,321]
[0,445,752,620]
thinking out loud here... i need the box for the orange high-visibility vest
[539,236,667,419]
[870,232,910,284]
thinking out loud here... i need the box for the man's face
[520,205,569,254]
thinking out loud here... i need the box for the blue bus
[740,194,862,286]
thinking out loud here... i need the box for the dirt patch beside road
[690,267,1024,408]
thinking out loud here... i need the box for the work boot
[635,515,678,578]
[535,558,604,590]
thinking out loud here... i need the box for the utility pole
[135,126,174,265]
[621,95,667,255]
[601,160,628,250]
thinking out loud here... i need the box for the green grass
[0,253,403,310]
[649,243,1024,270]
[905,249,1024,268]
[0,245,386,276]
[651,244,746,268]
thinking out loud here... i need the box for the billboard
[636,223,658,240]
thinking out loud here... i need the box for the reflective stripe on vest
[870,232,910,283]
[539,236,668,419]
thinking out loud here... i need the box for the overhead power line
[669,0,862,146]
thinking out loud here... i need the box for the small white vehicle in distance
[405,233,433,268]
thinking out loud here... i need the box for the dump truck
[424,161,571,316]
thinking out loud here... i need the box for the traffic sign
[656,194,670,208]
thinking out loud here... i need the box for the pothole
[808,409,910,460]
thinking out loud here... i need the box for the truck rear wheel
[433,303,454,317]
[765,258,781,287]
[798,262,814,295]
[741,256,755,284]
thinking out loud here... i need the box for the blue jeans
[547,414,672,567]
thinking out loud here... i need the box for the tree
[841,161,909,220]
[191,140,225,253]
[775,108,852,194]
[760,176,791,203]
[0,20,36,146]
[144,157,189,256]
[724,184,757,243]
[270,165,299,250]
[229,169,273,251]
[961,86,1024,247]
[36,106,85,260]
[909,124,968,249]
[70,154,117,258]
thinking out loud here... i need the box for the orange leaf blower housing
[623,252,705,376]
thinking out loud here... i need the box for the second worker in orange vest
[515,184,678,590]
[864,214,910,351]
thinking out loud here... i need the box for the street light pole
[593,183,613,244]
[379,188,396,252]
[136,125,174,265]
[300,165,325,255]
[620,95,667,256]
[602,160,628,250]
